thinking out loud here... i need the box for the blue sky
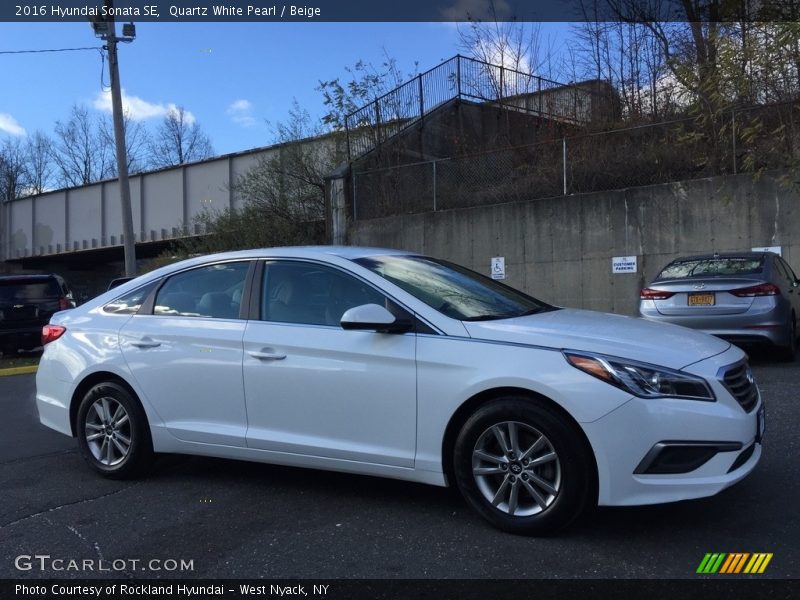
[0,22,572,155]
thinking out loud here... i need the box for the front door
[243,260,417,467]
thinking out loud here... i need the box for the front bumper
[584,345,762,506]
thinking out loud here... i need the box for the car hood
[462,308,731,370]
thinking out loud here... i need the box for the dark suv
[0,274,75,355]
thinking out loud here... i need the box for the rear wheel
[75,381,153,479]
[453,398,594,535]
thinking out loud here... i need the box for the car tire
[75,381,154,479]
[779,315,796,362]
[453,397,594,535]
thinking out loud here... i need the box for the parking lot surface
[1,354,797,579]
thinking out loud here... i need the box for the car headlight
[563,351,715,401]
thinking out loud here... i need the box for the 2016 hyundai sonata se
[36,247,763,534]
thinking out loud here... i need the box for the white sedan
[36,247,763,534]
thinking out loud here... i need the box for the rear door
[119,260,252,447]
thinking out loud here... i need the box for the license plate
[688,293,715,306]
[756,405,765,443]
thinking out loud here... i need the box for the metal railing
[344,55,612,160]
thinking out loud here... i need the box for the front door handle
[248,348,286,360]
[129,337,161,348]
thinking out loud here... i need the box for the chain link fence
[352,100,800,220]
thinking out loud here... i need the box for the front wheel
[75,381,154,479]
[453,398,594,535]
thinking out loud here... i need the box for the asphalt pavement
[1,354,797,579]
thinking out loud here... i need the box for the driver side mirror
[340,303,412,333]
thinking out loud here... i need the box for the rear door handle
[129,337,161,348]
[248,348,286,360]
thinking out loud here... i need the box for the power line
[0,46,102,55]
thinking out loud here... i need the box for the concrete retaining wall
[350,170,799,316]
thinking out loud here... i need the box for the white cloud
[226,99,256,128]
[93,89,195,124]
[0,113,26,137]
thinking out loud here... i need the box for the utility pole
[94,0,137,276]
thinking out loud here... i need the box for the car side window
[262,261,387,326]
[154,262,249,319]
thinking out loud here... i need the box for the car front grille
[719,361,759,413]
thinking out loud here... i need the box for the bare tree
[100,112,150,175]
[456,7,557,100]
[0,138,28,202]
[149,107,213,168]
[52,104,114,187]
[23,131,54,195]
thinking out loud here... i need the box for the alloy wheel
[84,397,132,466]
[471,420,561,517]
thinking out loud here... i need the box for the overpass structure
[0,143,279,266]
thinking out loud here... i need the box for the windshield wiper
[514,307,544,317]
[461,313,513,322]
[462,307,546,322]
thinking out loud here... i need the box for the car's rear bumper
[35,359,75,436]
[640,300,791,347]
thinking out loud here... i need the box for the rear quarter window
[103,282,158,315]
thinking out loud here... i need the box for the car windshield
[354,255,552,321]
[657,257,764,279]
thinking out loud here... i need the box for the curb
[0,365,38,377]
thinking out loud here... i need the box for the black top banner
[3,0,800,22]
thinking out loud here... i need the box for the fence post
[731,109,737,175]
[374,100,381,145]
[352,171,358,222]
[419,74,425,120]
[345,121,351,162]
[456,55,461,98]
[499,66,504,105]
[432,161,437,211]
[562,138,568,195]
[538,77,542,115]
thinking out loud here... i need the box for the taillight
[730,283,780,297]
[42,324,66,346]
[58,297,70,311]
[640,288,675,300]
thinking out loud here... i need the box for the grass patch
[0,352,41,371]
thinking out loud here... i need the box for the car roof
[241,246,410,259]
[159,246,414,265]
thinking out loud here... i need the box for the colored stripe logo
[697,553,773,574]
